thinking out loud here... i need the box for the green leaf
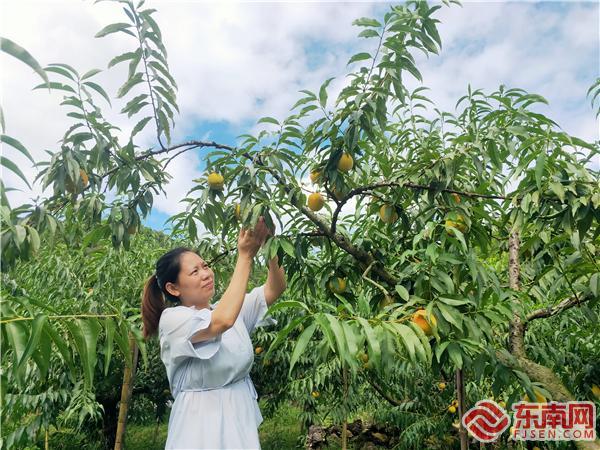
[82,224,110,247]
[104,318,115,377]
[341,321,359,363]
[419,31,439,54]
[47,62,79,76]
[95,22,135,38]
[384,322,417,362]
[113,323,132,367]
[435,341,451,363]
[324,314,347,357]
[14,225,27,246]
[42,323,76,377]
[395,284,409,301]
[358,29,379,39]
[131,116,153,138]
[314,314,337,353]
[83,81,112,106]
[117,72,144,98]
[0,134,35,164]
[32,328,52,379]
[356,317,381,364]
[438,296,470,306]
[352,18,382,28]
[158,109,170,143]
[347,52,371,65]
[121,93,149,115]
[141,10,162,40]
[153,85,178,112]
[279,239,295,257]
[108,50,141,69]
[44,66,75,80]
[446,342,463,369]
[549,181,565,202]
[81,68,102,80]
[399,57,422,82]
[80,318,101,385]
[65,319,101,389]
[423,19,442,48]
[5,321,28,382]
[1,37,49,85]
[1,156,32,189]
[258,117,279,126]
[432,268,454,293]
[16,315,47,374]
[264,316,308,360]
[188,216,197,240]
[32,81,75,93]
[27,226,40,253]
[148,60,178,89]
[319,77,334,109]
[590,273,599,298]
[265,301,310,318]
[408,321,432,364]
[288,322,316,375]
[535,150,546,191]
[436,303,463,329]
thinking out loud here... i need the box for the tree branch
[526,292,592,322]
[365,373,413,408]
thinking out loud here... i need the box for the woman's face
[165,252,215,305]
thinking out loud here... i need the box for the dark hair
[141,247,196,339]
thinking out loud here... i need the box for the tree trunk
[506,230,600,450]
[113,333,139,450]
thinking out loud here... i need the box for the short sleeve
[159,306,222,366]
[240,285,278,334]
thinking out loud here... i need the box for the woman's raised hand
[237,216,272,259]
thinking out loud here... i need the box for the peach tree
[1,0,599,448]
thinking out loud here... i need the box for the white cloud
[414,2,598,144]
[1,0,377,212]
[1,0,597,225]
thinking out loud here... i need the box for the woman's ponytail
[141,274,165,339]
[140,246,194,340]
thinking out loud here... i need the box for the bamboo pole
[114,333,139,450]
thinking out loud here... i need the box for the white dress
[158,285,277,450]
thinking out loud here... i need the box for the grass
[39,401,389,449]
[259,402,303,450]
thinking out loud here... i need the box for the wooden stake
[341,365,348,450]
[456,368,468,450]
[114,332,139,450]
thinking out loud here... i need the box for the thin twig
[0,313,119,324]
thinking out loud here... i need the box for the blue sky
[2,1,598,235]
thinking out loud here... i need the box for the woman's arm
[264,255,286,306]
[191,217,270,343]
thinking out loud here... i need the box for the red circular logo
[462,400,510,442]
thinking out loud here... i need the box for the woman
[141,216,286,449]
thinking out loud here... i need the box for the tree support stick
[114,333,139,450]
[456,368,468,450]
